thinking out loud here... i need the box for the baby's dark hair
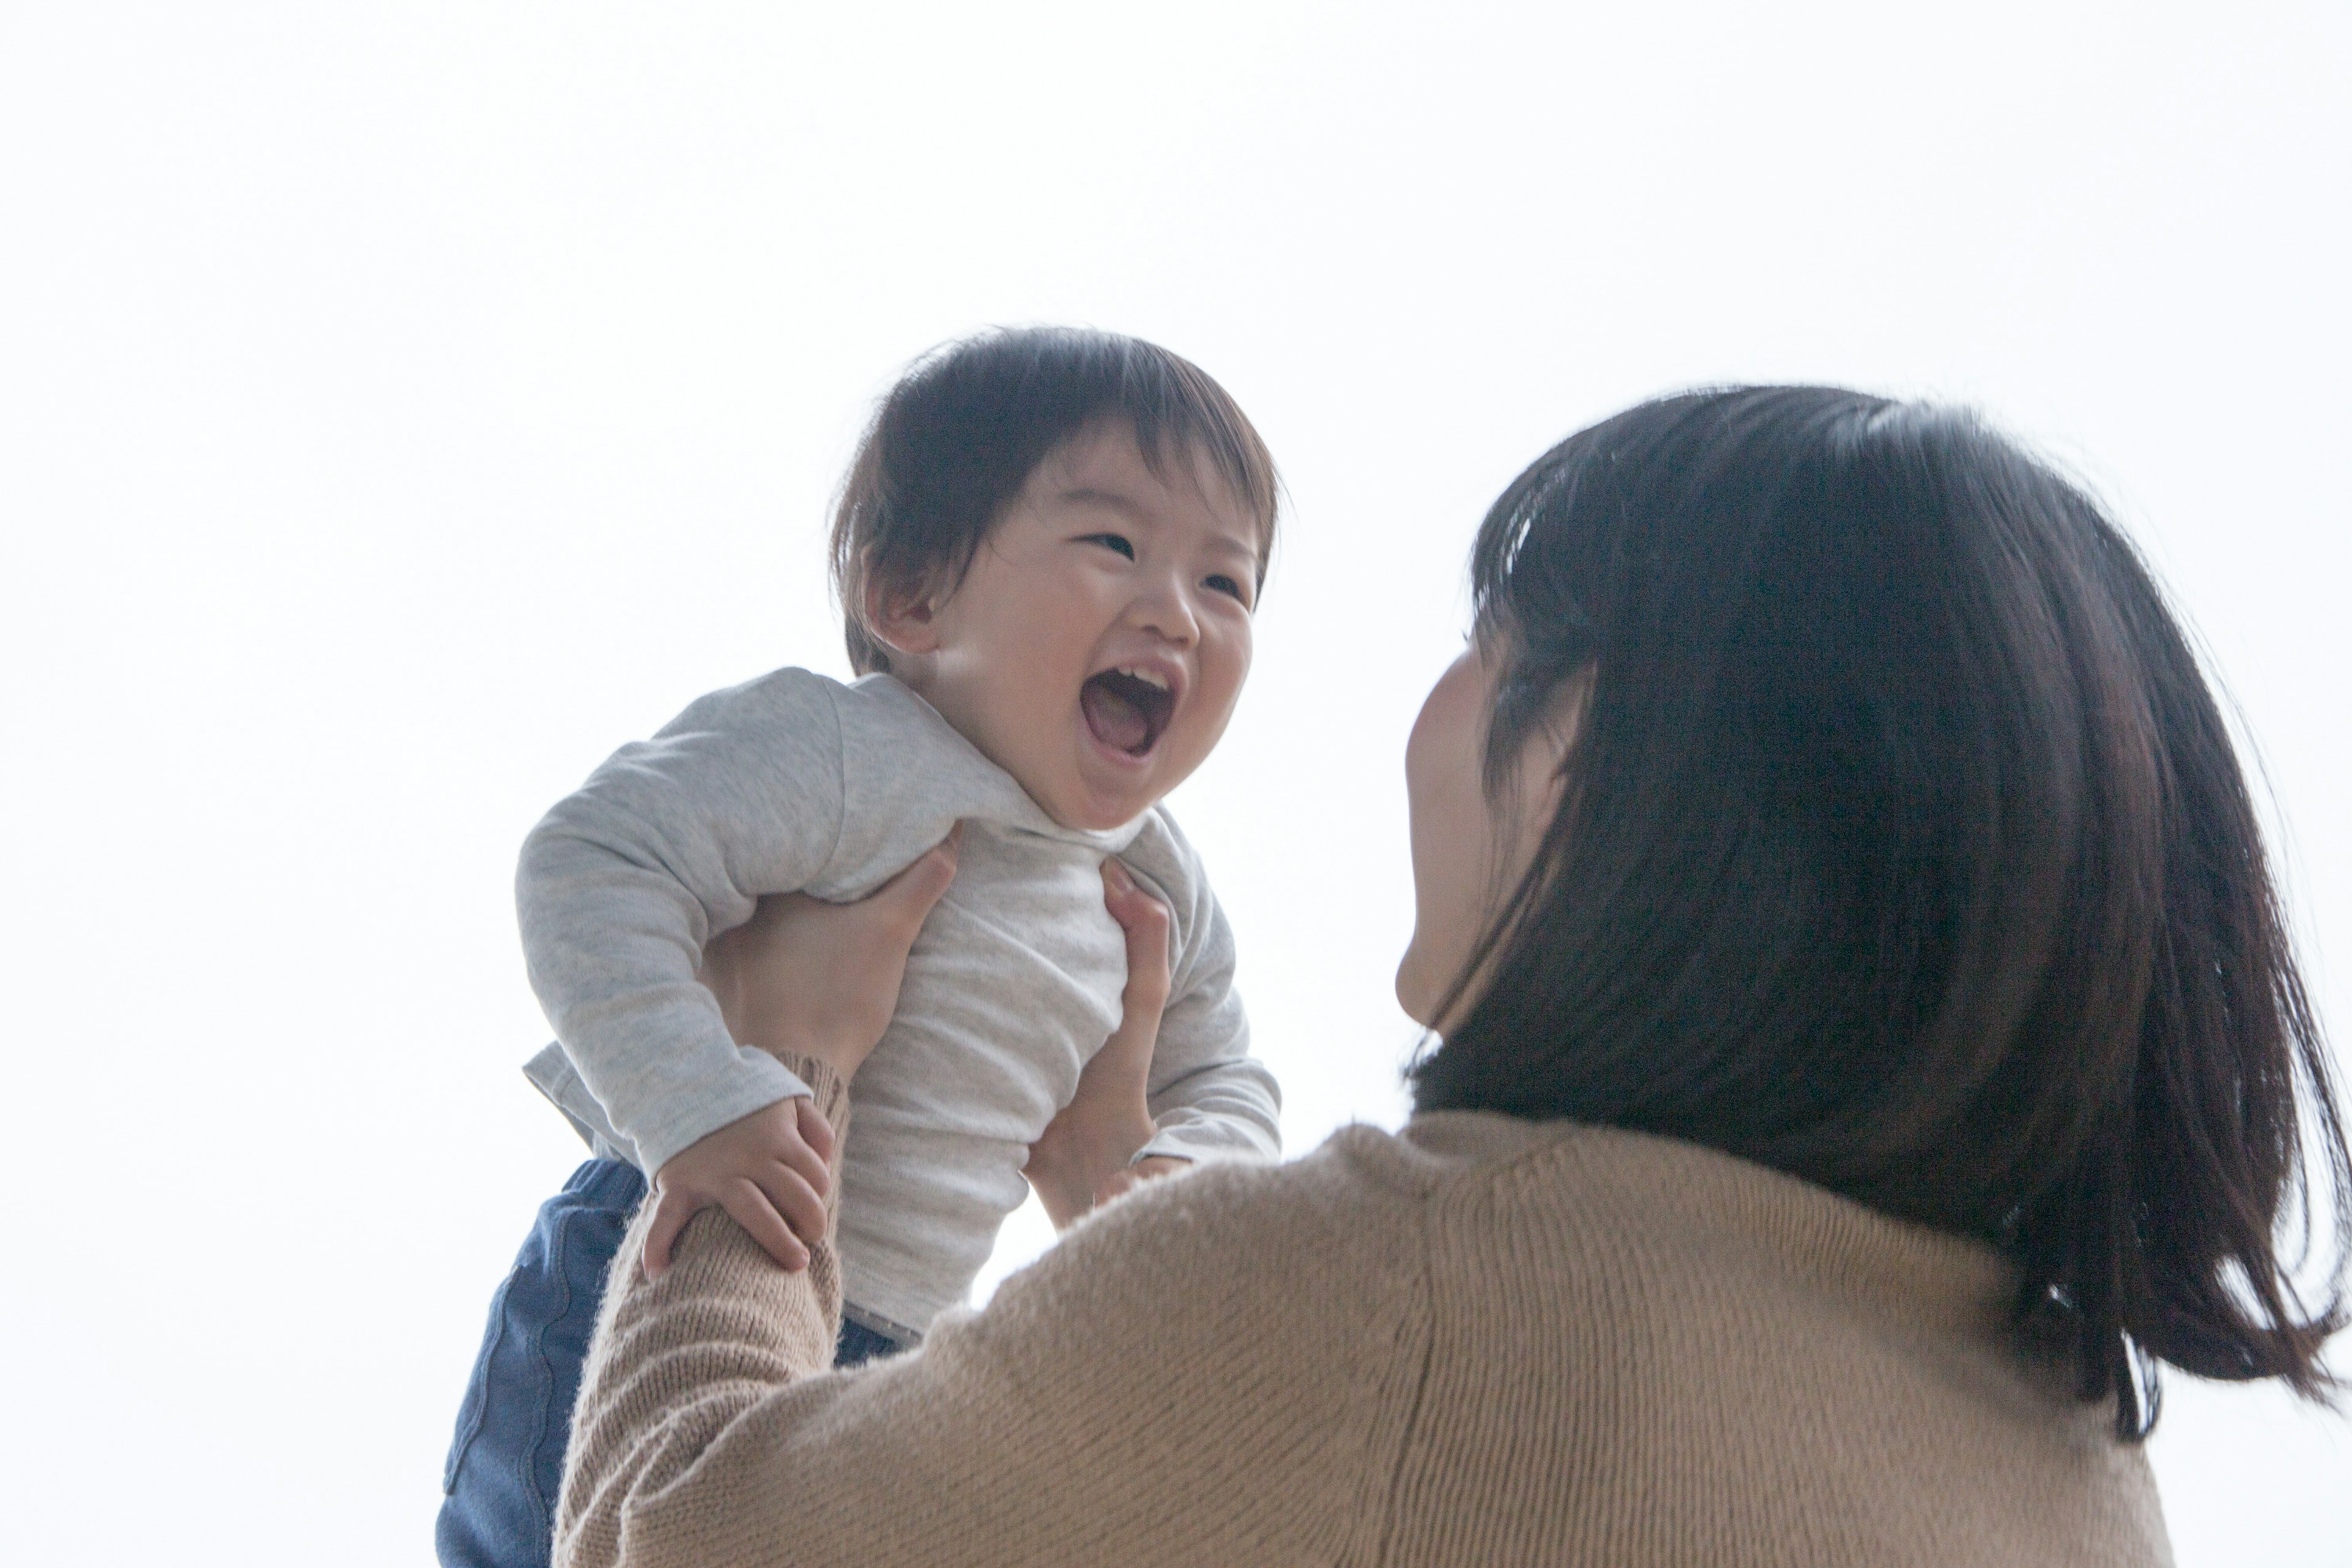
[829,326,1280,675]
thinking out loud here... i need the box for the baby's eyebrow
[1056,485,1150,521]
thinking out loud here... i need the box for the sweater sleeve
[515,670,848,1174]
[554,1063,1427,1568]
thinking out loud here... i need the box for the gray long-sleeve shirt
[517,666,1281,1333]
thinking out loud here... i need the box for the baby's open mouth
[1081,668,1175,757]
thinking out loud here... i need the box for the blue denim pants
[437,1158,900,1568]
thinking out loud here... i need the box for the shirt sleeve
[1121,812,1283,1167]
[554,1061,1423,1568]
[515,669,849,1174]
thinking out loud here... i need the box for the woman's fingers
[1101,859,1174,1010]
[1101,858,1171,948]
[873,827,962,938]
[719,1178,812,1272]
[1017,859,1176,1231]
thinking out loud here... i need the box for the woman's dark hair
[1412,386,2348,1438]
[830,326,1280,674]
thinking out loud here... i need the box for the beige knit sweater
[556,1058,2172,1567]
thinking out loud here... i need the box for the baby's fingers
[641,1186,702,1280]
[719,1179,812,1272]
[756,1163,829,1252]
[792,1096,837,1170]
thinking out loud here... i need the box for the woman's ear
[864,573,946,658]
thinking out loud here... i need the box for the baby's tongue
[1081,677,1149,753]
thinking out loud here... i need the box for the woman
[555,388,2345,1567]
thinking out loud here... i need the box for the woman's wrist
[720,989,883,1084]
[761,1027,872,1087]
[1025,1103,1157,1224]
[1067,1105,1158,1170]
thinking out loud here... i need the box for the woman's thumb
[880,826,961,930]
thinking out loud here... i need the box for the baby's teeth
[1118,666,1170,690]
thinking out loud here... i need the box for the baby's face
[884,423,1261,831]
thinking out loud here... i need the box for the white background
[3,4,2346,1562]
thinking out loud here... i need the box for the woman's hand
[1023,859,1186,1229]
[650,832,959,1278]
[699,829,961,1082]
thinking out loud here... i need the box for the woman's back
[557,1065,2171,1567]
[1371,1115,2168,1565]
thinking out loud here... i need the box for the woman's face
[1395,644,1585,1033]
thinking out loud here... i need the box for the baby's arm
[517,670,851,1266]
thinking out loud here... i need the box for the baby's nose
[1126,581,1198,644]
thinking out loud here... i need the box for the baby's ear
[864,571,944,657]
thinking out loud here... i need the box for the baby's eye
[1205,573,1250,605]
[1082,533,1136,560]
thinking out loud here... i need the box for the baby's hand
[643,1096,836,1278]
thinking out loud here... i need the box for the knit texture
[556,1057,2173,1567]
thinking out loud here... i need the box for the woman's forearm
[553,1057,853,1568]
[550,1052,1396,1568]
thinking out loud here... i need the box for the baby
[437,328,1283,1568]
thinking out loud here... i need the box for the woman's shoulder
[1180,1109,2034,1372]
[925,1128,1447,1470]
[1091,1111,2017,1297]
[1014,1112,1564,1311]
[992,1107,2028,1371]
[1376,1112,2021,1332]
[970,1121,1471,1345]
[1147,1112,1530,1217]
[1087,1109,1612,1238]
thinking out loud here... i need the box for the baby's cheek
[1202,638,1253,719]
